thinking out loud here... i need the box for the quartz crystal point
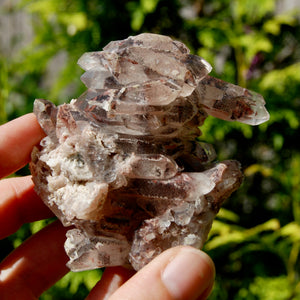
[30,33,269,271]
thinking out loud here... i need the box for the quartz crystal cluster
[30,33,269,271]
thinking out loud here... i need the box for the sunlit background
[1,0,300,299]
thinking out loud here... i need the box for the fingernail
[161,247,215,300]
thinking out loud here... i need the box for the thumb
[109,246,215,300]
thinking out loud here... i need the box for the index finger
[0,113,45,178]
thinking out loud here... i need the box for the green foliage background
[1,0,299,299]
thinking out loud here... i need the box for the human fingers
[0,220,69,299]
[86,267,135,300]
[0,176,53,239]
[106,246,215,300]
[0,113,45,178]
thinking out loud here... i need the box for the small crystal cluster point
[30,33,269,271]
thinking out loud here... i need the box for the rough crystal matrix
[30,33,269,271]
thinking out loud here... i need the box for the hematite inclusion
[30,33,269,271]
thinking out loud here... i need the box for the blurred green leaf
[233,0,275,23]
[239,33,273,62]
[237,276,294,300]
[128,0,161,31]
[206,219,280,250]
[259,63,300,97]
[263,11,298,35]
[217,208,240,223]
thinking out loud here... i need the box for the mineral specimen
[30,33,269,271]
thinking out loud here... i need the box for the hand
[0,114,215,300]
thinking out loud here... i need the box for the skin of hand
[0,114,215,300]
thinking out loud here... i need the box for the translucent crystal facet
[30,33,269,271]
